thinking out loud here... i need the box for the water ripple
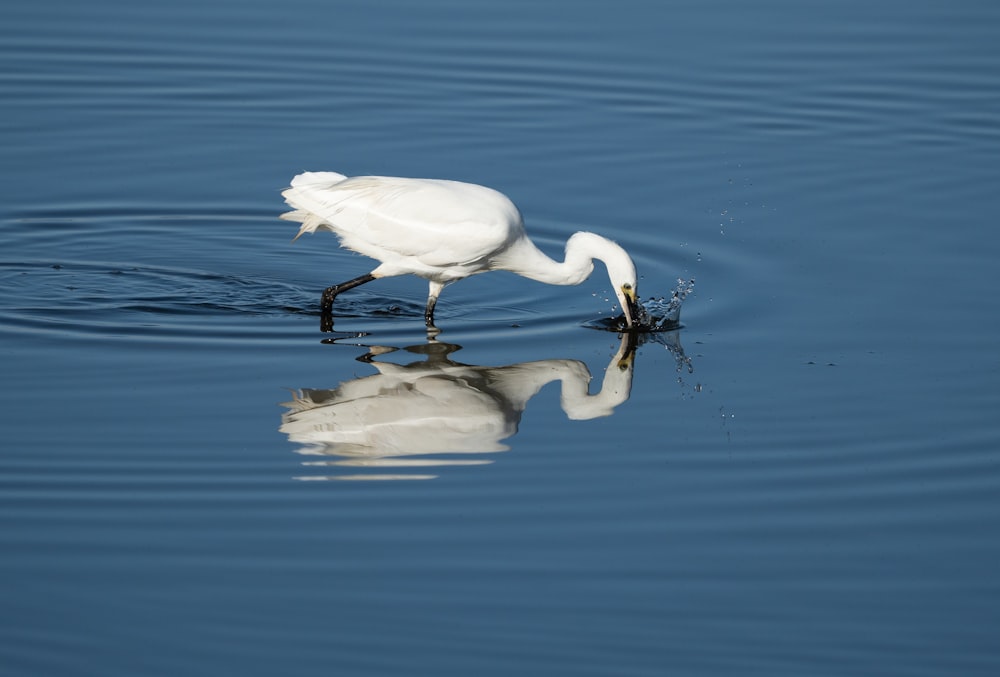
[2,204,690,343]
[6,1,997,153]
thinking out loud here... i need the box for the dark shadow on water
[314,278,694,334]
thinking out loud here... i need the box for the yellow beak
[622,285,640,327]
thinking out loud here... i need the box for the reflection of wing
[279,334,643,480]
[281,370,518,455]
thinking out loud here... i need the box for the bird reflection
[280,333,657,481]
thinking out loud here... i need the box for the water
[586,278,696,331]
[3,1,1000,675]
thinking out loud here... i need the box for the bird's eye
[623,283,632,291]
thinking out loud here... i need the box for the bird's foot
[319,289,338,332]
[423,309,443,337]
[423,295,438,328]
[320,287,338,312]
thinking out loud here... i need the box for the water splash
[588,278,695,332]
[635,278,696,331]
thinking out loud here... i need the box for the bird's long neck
[496,232,612,286]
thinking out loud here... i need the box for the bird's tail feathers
[290,171,348,187]
[282,172,350,241]
[280,209,328,242]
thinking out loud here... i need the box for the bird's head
[602,242,639,328]
[564,232,641,327]
[617,281,640,328]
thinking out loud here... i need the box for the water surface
[2,1,1000,675]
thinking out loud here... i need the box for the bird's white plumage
[283,172,521,280]
[281,171,640,325]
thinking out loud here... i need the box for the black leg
[424,280,448,328]
[424,295,438,326]
[320,273,376,312]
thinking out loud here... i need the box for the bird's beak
[622,285,640,328]
[616,331,638,370]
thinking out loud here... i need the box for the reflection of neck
[560,354,633,420]
[488,351,633,421]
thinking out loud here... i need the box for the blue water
[3,1,1000,675]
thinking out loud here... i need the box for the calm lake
[2,1,999,675]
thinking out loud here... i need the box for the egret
[281,171,640,327]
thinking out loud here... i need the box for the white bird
[281,171,640,327]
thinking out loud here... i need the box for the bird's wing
[283,176,523,270]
